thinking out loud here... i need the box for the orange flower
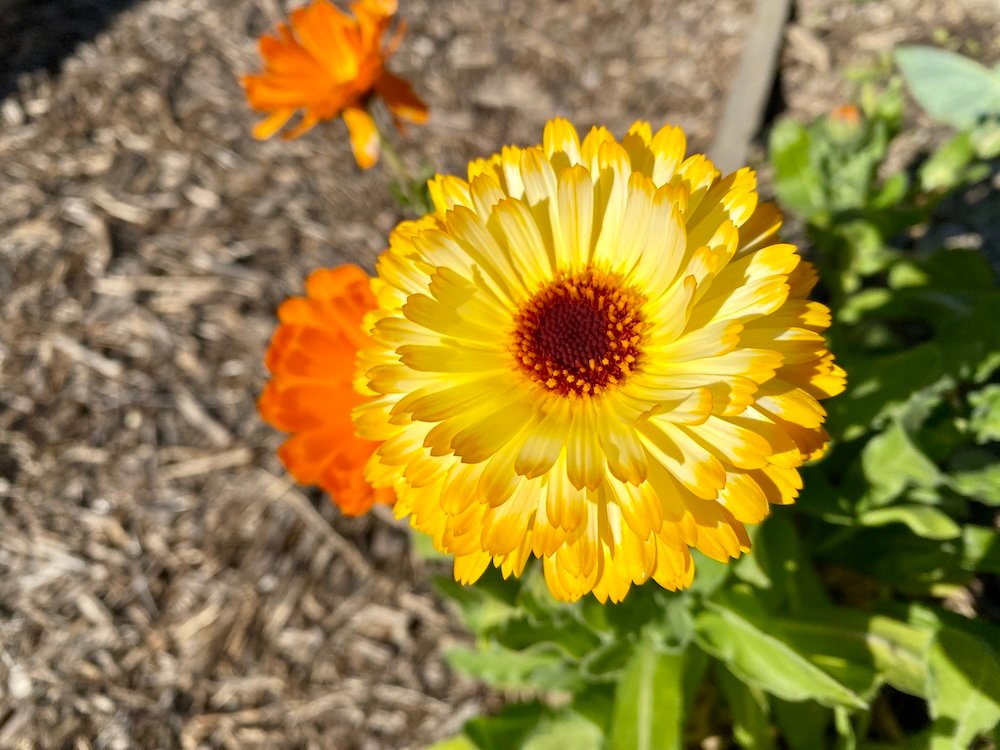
[829,104,861,124]
[259,264,394,515]
[242,0,428,168]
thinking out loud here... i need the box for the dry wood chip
[50,333,123,379]
[158,446,252,480]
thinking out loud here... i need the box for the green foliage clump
[431,46,1000,750]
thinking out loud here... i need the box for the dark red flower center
[511,269,646,397]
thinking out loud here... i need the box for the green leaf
[908,605,1000,661]
[857,505,961,540]
[950,459,1000,506]
[571,684,616,733]
[869,171,908,210]
[463,701,549,750]
[488,571,604,659]
[749,515,830,614]
[609,639,685,750]
[824,526,968,594]
[963,526,1000,575]
[681,645,710,714]
[860,421,941,506]
[856,615,931,697]
[776,611,931,698]
[522,712,604,750]
[833,345,946,440]
[428,736,480,750]
[970,118,1000,158]
[605,586,691,645]
[968,384,1000,444]
[837,220,898,278]
[655,593,697,650]
[716,663,776,750]
[912,247,997,293]
[733,545,772,589]
[434,567,520,634]
[687,550,732,596]
[770,119,827,221]
[446,644,579,691]
[694,592,867,709]
[919,132,975,192]
[926,626,1000,748]
[896,46,1000,128]
[495,612,602,659]
[772,698,832,750]
[579,638,633,682]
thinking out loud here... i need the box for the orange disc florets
[510,268,646,397]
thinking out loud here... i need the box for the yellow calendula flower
[355,119,845,602]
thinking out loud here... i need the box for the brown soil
[0,0,996,748]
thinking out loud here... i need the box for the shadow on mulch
[0,0,142,99]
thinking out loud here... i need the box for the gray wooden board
[709,0,793,173]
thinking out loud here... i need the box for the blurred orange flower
[259,264,394,515]
[242,0,428,168]
[829,103,862,124]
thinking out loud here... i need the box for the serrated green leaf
[896,46,1000,128]
[609,640,685,750]
[857,505,960,540]
[716,663,776,750]
[926,626,1000,748]
[694,593,868,709]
